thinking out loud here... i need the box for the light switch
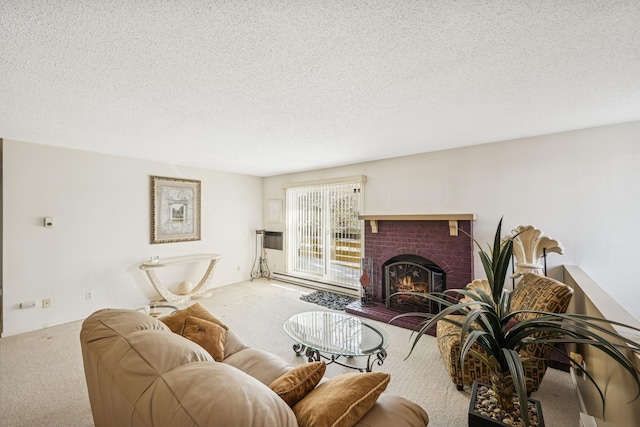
[44,217,54,228]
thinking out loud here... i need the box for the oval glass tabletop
[138,304,179,318]
[283,311,389,357]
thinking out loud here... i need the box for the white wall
[3,140,263,336]
[5,121,639,336]
[264,121,640,320]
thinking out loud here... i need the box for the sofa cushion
[223,347,293,385]
[293,372,390,427]
[269,361,326,407]
[160,303,228,334]
[222,329,248,358]
[181,316,227,362]
[353,394,430,427]
[138,361,298,427]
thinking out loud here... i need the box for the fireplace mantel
[358,214,476,236]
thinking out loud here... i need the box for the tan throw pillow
[161,303,228,334]
[181,316,227,362]
[269,362,326,407]
[293,372,390,427]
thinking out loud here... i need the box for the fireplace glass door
[384,257,444,313]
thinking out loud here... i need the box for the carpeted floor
[0,279,581,426]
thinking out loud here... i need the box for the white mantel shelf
[358,214,477,236]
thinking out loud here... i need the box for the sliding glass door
[285,177,364,289]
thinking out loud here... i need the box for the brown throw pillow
[269,362,326,407]
[181,316,227,362]
[293,372,390,427]
[160,303,228,334]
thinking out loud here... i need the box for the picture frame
[150,175,201,244]
[267,199,283,224]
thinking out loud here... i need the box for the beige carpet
[0,279,580,426]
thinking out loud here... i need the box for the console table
[139,254,222,303]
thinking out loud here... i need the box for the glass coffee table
[138,304,179,318]
[283,311,389,372]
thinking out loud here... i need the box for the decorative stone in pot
[468,382,545,427]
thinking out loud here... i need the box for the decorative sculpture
[508,225,564,279]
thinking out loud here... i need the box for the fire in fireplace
[384,255,445,313]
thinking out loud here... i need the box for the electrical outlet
[20,301,36,309]
[86,292,92,300]
[42,298,51,308]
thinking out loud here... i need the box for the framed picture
[267,199,283,224]
[150,176,201,244]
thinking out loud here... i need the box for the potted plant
[392,218,640,427]
[474,217,515,304]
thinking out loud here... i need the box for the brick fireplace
[345,215,474,331]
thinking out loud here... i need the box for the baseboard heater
[271,272,359,298]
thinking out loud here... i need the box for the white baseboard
[571,367,600,427]
[579,412,599,427]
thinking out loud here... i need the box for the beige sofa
[80,308,429,427]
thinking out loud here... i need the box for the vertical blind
[284,176,365,288]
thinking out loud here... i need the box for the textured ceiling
[1,1,639,176]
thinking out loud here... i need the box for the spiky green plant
[459,216,515,303]
[393,286,640,426]
[478,217,515,303]
[392,219,640,426]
